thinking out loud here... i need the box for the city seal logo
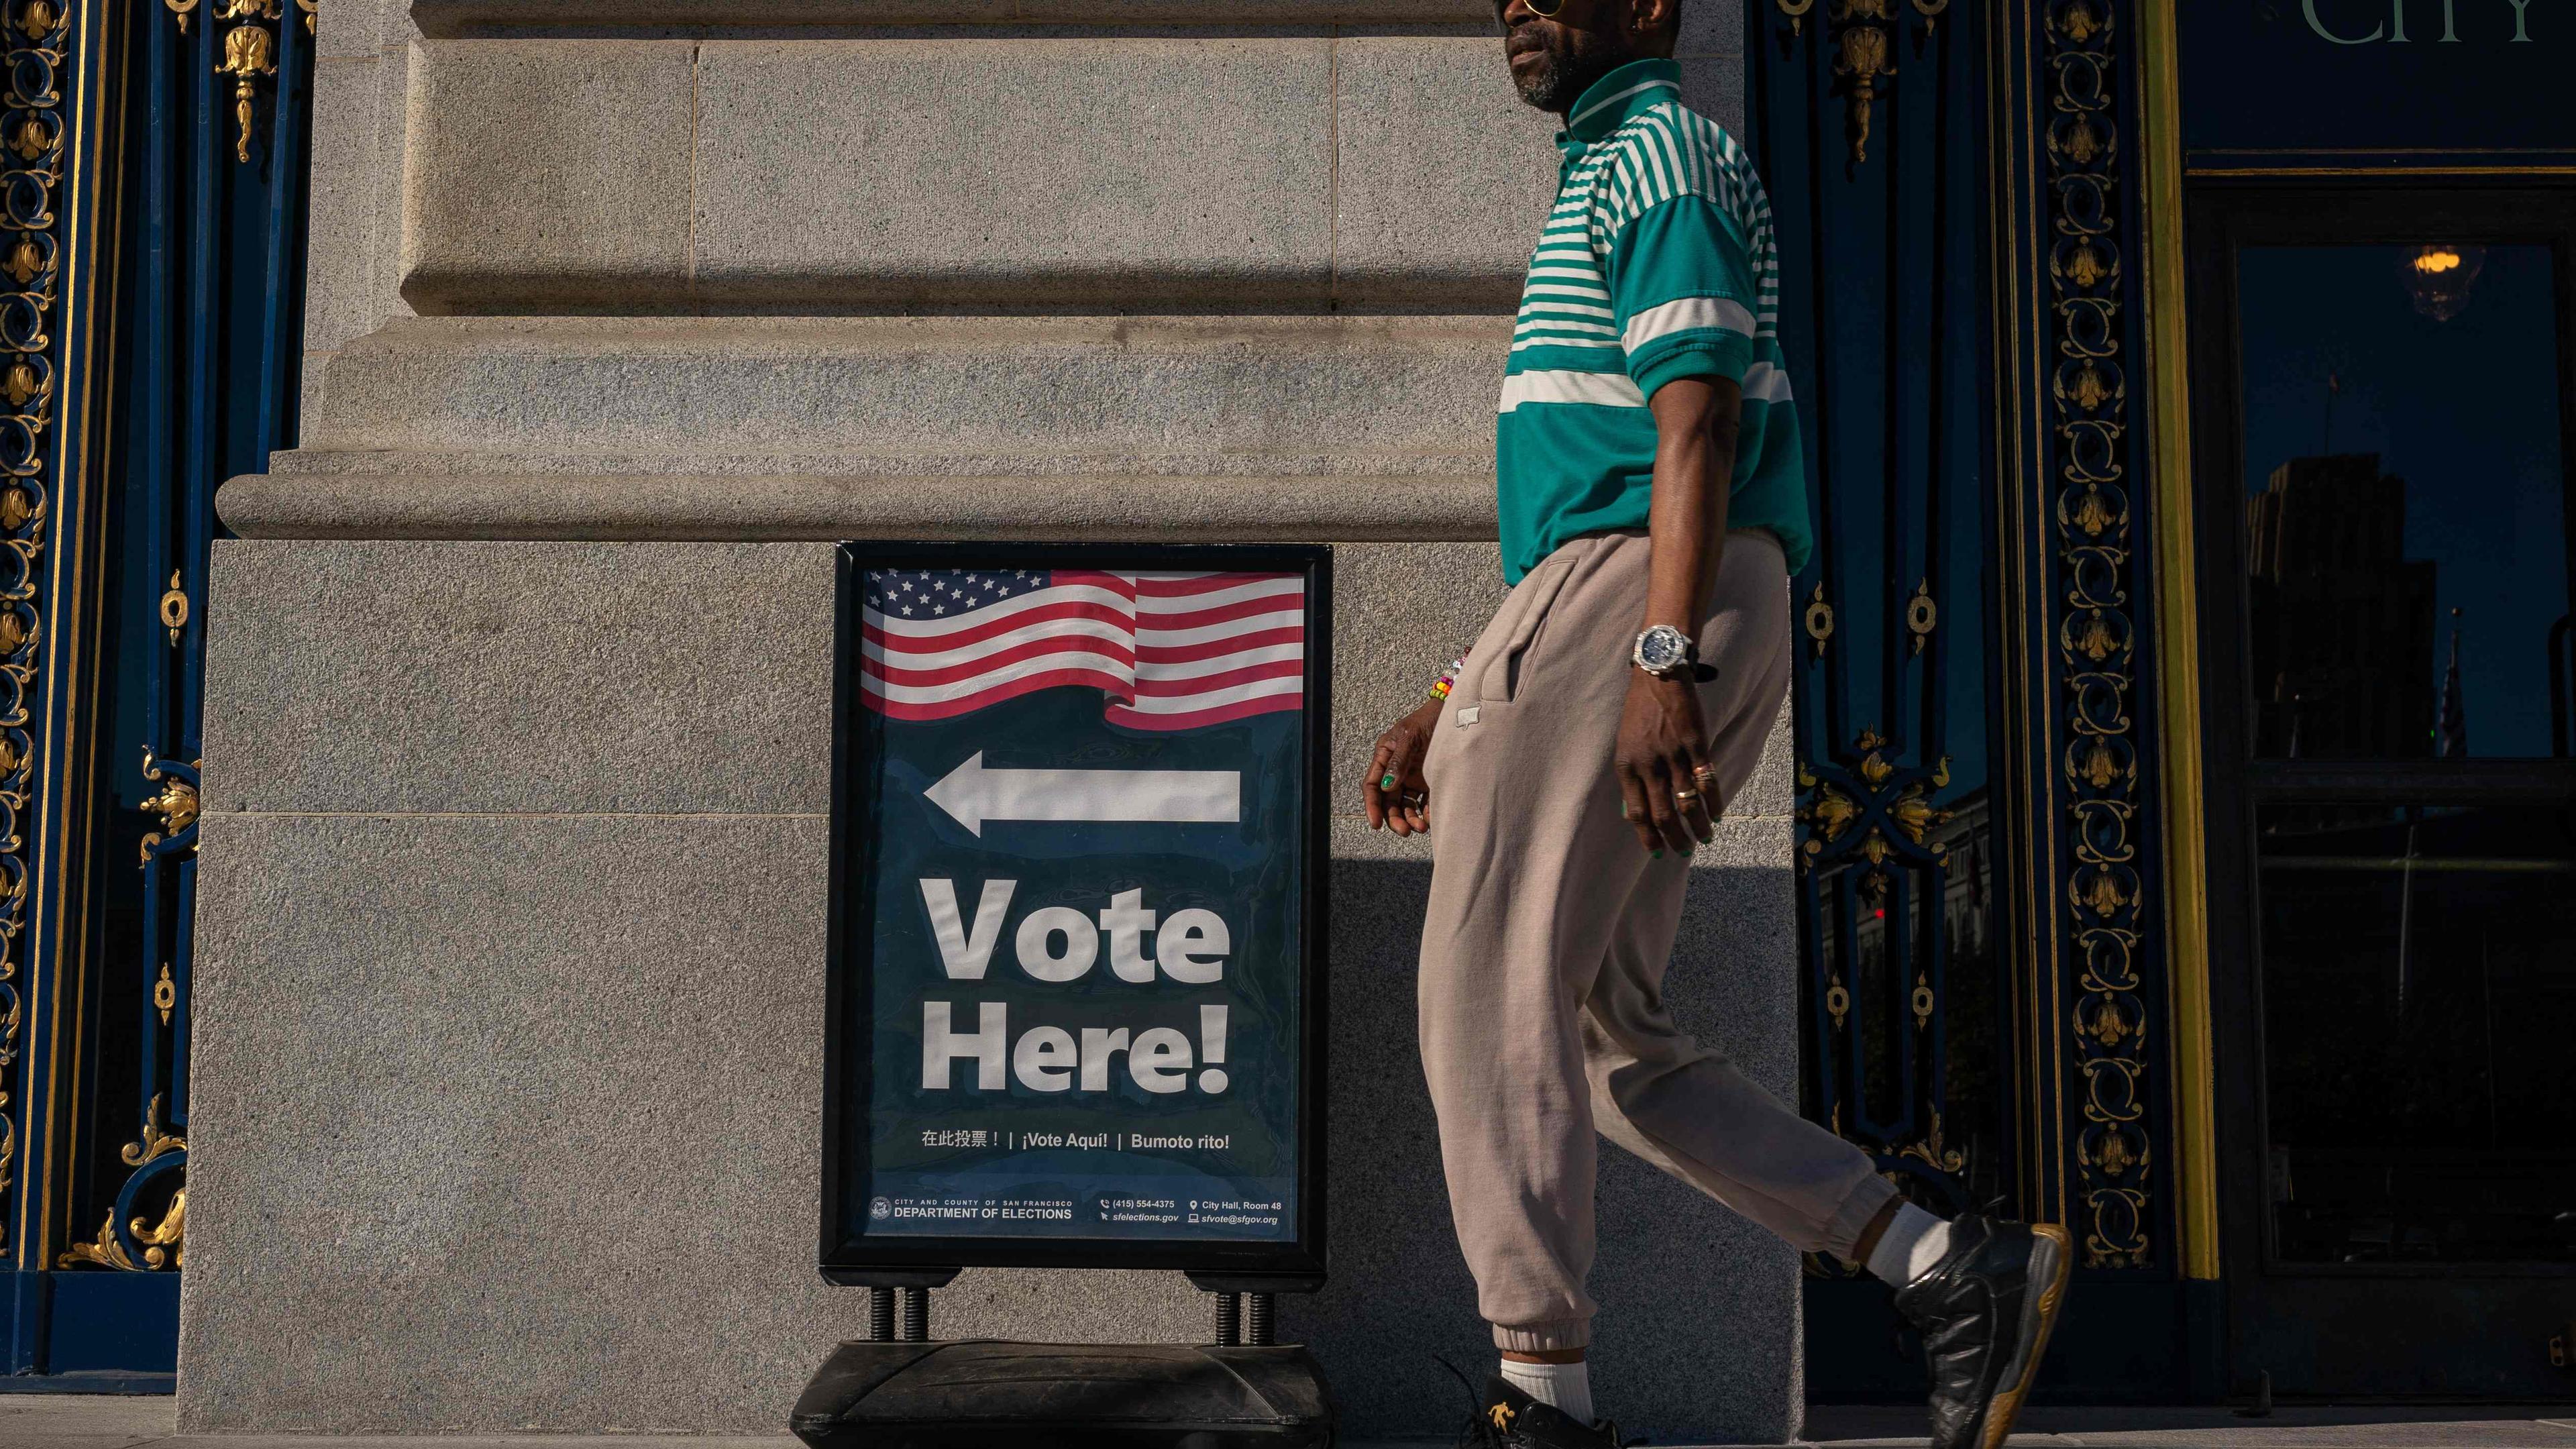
[868,1196,893,1221]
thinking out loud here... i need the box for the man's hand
[1363,696,1446,837]
[1615,669,1719,853]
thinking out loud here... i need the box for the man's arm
[1615,374,1743,854]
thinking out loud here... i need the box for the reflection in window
[2237,245,2568,759]
[2259,800,2576,1263]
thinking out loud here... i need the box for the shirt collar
[1558,57,1681,148]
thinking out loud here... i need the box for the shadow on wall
[1291,856,1803,1445]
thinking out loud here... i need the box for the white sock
[1499,1358,1594,1425]
[1864,1201,1954,1286]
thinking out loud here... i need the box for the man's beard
[1508,25,1630,113]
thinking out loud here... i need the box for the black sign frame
[820,541,1332,1283]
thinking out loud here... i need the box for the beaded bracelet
[1426,649,1470,702]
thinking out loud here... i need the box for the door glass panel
[2237,244,2569,759]
[2257,798,2576,1263]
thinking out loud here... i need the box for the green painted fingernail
[1380,773,1397,789]
[1651,849,1664,859]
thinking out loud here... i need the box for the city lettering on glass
[821,545,1328,1275]
[2301,0,2535,45]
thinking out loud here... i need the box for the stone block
[692,40,1334,308]
[1331,37,1558,310]
[178,810,1212,1434]
[315,0,388,60]
[303,57,386,356]
[1679,51,1750,136]
[292,317,1505,472]
[201,540,837,816]
[1678,0,1746,61]
[400,41,696,310]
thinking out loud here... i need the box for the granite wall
[184,1,1801,1441]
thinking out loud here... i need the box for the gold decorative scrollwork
[61,1212,135,1270]
[1803,582,1835,658]
[159,570,186,644]
[59,1189,184,1272]
[135,1189,184,1268]
[2043,0,2153,1270]
[121,1092,184,1167]
[1825,976,1850,1030]
[166,0,197,34]
[155,963,175,1025]
[1776,0,1816,36]
[1898,1109,1967,1175]
[1800,777,1859,845]
[0,0,66,1258]
[1905,578,1937,654]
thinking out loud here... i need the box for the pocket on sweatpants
[1479,546,1582,706]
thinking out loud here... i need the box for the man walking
[1362,3,2070,1446]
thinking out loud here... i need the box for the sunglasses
[1495,0,1570,17]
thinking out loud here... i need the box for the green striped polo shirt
[1496,57,1810,584]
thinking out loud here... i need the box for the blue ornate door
[0,0,311,1384]
[1752,0,2202,1399]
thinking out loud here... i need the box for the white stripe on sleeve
[1497,369,1648,413]
[1620,296,1757,352]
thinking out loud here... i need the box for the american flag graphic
[859,568,1307,731]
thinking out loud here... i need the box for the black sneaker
[1892,1215,2072,1449]
[1457,1375,1622,1448]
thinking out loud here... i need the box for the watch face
[1637,627,1686,672]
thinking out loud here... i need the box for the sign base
[790,1340,1335,1449]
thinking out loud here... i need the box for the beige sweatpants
[1417,528,1896,1353]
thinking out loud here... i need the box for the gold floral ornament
[4,235,40,285]
[138,749,202,863]
[19,0,56,38]
[213,0,282,163]
[167,0,201,34]
[1828,0,1896,164]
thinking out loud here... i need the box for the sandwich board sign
[821,543,1330,1282]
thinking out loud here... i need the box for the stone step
[299,315,1510,465]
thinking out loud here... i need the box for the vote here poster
[825,545,1327,1269]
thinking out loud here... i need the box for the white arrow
[923,751,1241,837]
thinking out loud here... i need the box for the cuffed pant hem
[1491,1319,1591,1353]
[1821,1170,1902,1263]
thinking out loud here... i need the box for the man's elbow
[1704,402,1743,453]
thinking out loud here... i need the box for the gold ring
[1693,765,1720,783]
[1674,789,1701,804]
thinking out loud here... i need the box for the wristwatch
[1632,624,1717,682]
